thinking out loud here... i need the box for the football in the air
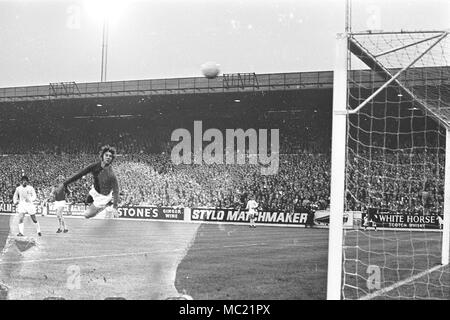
[201,61,220,79]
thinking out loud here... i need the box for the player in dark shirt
[50,176,70,233]
[305,206,316,228]
[364,206,378,231]
[56,145,120,219]
[421,179,433,215]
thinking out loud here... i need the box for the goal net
[328,30,450,300]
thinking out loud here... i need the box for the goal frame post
[443,128,450,265]
[326,32,349,300]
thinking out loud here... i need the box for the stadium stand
[0,88,442,217]
[0,108,331,212]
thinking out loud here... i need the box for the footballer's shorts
[89,186,113,208]
[16,202,36,215]
[54,200,66,210]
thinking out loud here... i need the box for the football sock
[34,221,41,233]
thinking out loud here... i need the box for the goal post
[443,128,450,265]
[327,29,450,300]
[326,32,349,300]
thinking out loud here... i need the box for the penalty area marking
[0,249,185,265]
[358,264,445,300]
[0,242,273,265]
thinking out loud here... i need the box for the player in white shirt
[13,176,41,237]
[246,194,259,228]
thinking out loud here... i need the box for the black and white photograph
[0,0,449,306]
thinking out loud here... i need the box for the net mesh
[342,31,450,300]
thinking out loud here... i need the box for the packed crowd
[0,112,445,215]
[346,149,445,215]
[0,152,331,212]
[0,149,445,215]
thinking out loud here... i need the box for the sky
[0,0,448,88]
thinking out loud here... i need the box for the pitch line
[0,242,276,265]
[358,264,445,300]
[0,249,186,265]
[223,243,267,248]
